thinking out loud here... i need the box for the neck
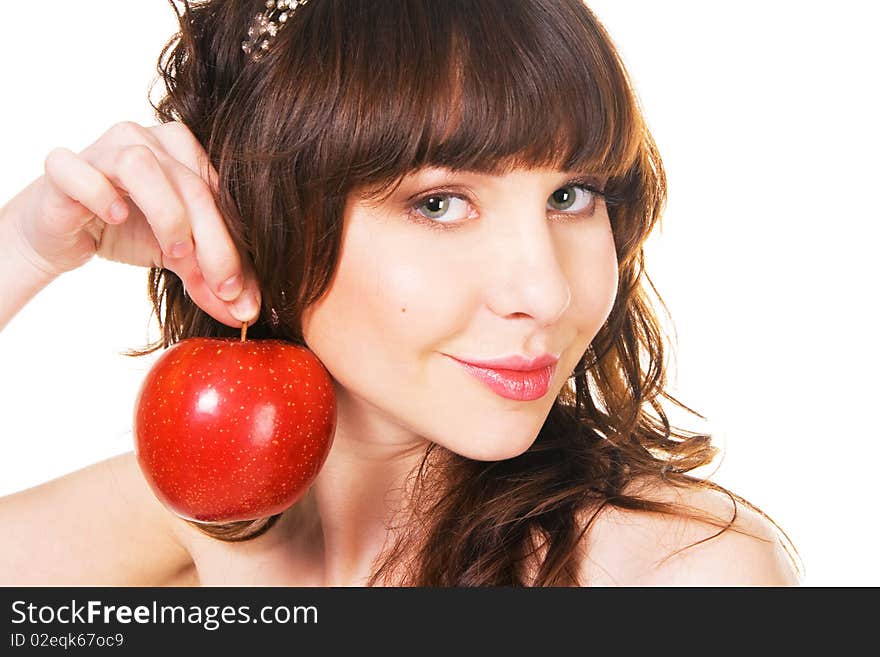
[295,387,431,586]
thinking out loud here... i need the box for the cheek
[566,220,619,334]
[300,210,619,461]
[301,222,459,389]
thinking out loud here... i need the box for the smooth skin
[295,165,618,583]
[0,121,800,586]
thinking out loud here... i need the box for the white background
[1,2,877,586]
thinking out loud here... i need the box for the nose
[484,207,572,326]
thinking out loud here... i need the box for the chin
[443,431,538,463]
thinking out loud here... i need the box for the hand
[10,121,260,327]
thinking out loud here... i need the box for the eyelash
[405,178,617,231]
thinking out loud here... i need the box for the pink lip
[447,354,558,401]
[451,353,559,371]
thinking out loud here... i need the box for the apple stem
[240,321,247,342]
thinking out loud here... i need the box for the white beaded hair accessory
[241,0,311,62]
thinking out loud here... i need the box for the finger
[82,122,239,298]
[88,121,260,321]
[147,123,262,319]
[42,147,129,233]
[85,143,196,262]
[164,166,247,303]
[156,158,263,324]
[173,258,261,329]
[148,122,220,194]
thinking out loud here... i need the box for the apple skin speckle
[133,337,336,523]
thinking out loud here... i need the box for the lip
[450,353,559,371]
[446,354,558,401]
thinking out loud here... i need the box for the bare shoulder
[578,477,802,586]
[0,449,194,585]
[102,451,199,582]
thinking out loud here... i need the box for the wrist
[0,197,61,331]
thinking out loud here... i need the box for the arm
[0,451,194,586]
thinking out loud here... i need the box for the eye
[405,180,607,231]
[410,194,472,225]
[548,184,600,215]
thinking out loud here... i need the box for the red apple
[133,332,336,523]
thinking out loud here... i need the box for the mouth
[445,355,557,402]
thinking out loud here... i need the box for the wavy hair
[127,0,801,585]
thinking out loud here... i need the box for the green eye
[410,193,470,226]
[406,182,606,232]
[417,195,455,220]
[549,185,596,212]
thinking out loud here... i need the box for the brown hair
[128,0,801,585]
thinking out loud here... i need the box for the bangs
[291,0,644,203]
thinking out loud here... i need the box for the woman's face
[301,166,618,461]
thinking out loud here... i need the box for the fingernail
[229,291,259,322]
[217,273,242,301]
[169,239,192,259]
[109,200,128,223]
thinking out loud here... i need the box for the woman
[0,0,801,586]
